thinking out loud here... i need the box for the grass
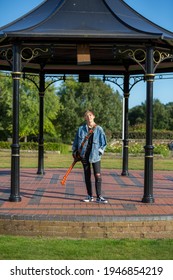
[1,150,173,170]
[0,236,173,260]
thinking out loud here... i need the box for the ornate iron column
[37,71,45,175]
[121,73,130,176]
[142,46,155,203]
[9,44,22,202]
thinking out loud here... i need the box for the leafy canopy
[57,77,123,143]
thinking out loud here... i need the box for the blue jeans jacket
[72,124,107,163]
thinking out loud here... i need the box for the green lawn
[1,150,173,170]
[0,236,173,260]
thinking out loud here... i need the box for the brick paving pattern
[0,168,173,221]
[0,168,173,238]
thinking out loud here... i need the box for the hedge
[113,130,173,140]
[0,141,70,154]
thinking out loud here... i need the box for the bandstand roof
[0,0,173,75]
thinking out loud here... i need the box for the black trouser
[81,155,102,198]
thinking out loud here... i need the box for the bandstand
[0,0,173,204]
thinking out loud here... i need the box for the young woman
[72,110,108,203]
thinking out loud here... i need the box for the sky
[0,0,173,108]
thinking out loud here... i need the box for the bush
[113,130,173,140]
[0,140,170,157]
[0,141,70,154]
[44,143,69,153]
[153,143,170,157]
[0,141,11,149]
[106,141,170,157]
[106,142,122,153]
[20,142,38,150]
[129,143,144,154]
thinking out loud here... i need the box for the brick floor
[0,168,173,238]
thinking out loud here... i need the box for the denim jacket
[72,124,107,163]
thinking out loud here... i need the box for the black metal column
[9,44,21,202]
[142,47,155,203]
[37,71,45,175]
[121,73,130,176]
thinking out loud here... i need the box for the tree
[56,78,122,143]
[129,99,170,130]
[0,74,13,140]
[165,102,173,130]
[129,103,146,127]
[0,73,60,141]
[152,99,169,130]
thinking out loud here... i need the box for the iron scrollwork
[45,75,65,90]
[23,73,40,90]
[23,74,65,92]
[0,46,49,68]
[153,50,173,72]
[120,48,146,72]
[103,75,124,91]
[104,74,144,93]
[129,75,144,91]
[21,47,48,67]
[119,47,173,74]
[0,47,13,66]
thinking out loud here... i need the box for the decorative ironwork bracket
[23,73,66,92]
[119,47,173,74]
[0,45,49,70]
[129,75,144,91]
[21,47,48,68]
[0,47,13,67]
[153,50,173,72]
[44,75,66,90]
[119,48,146,73]
[23,73,40,90]
[103,75,124,91]
[103,75,144,93]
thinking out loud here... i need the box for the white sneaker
[83,196,94,202]
[96,196,108,204]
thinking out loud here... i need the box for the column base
[37,170,45,175]
[142,196,154,203]
[121,171,129,176]
[9,195,21,202]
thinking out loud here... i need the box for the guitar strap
[61,125,97,185]
[78,124,97,155]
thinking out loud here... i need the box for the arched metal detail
[0,46,49,70]
[119,48,146,73]
[0,46,13,67]
[1,72,173,89]
[153,50,173,72]
[23,73,66,92]
[103,72,173,97]
[119,47,173,74]
[129,75,144,91]
[103,75,124,91]
[45,75,66,90]
[20,47,48,68]
[23,73,40,90]
[103,74,144,93]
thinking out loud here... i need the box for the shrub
[0,141,70,154]
[153,143,170,157]
[0,140,170,157]
[106,141,170,157]
[129,143,144,154]
[113,130,173,140]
